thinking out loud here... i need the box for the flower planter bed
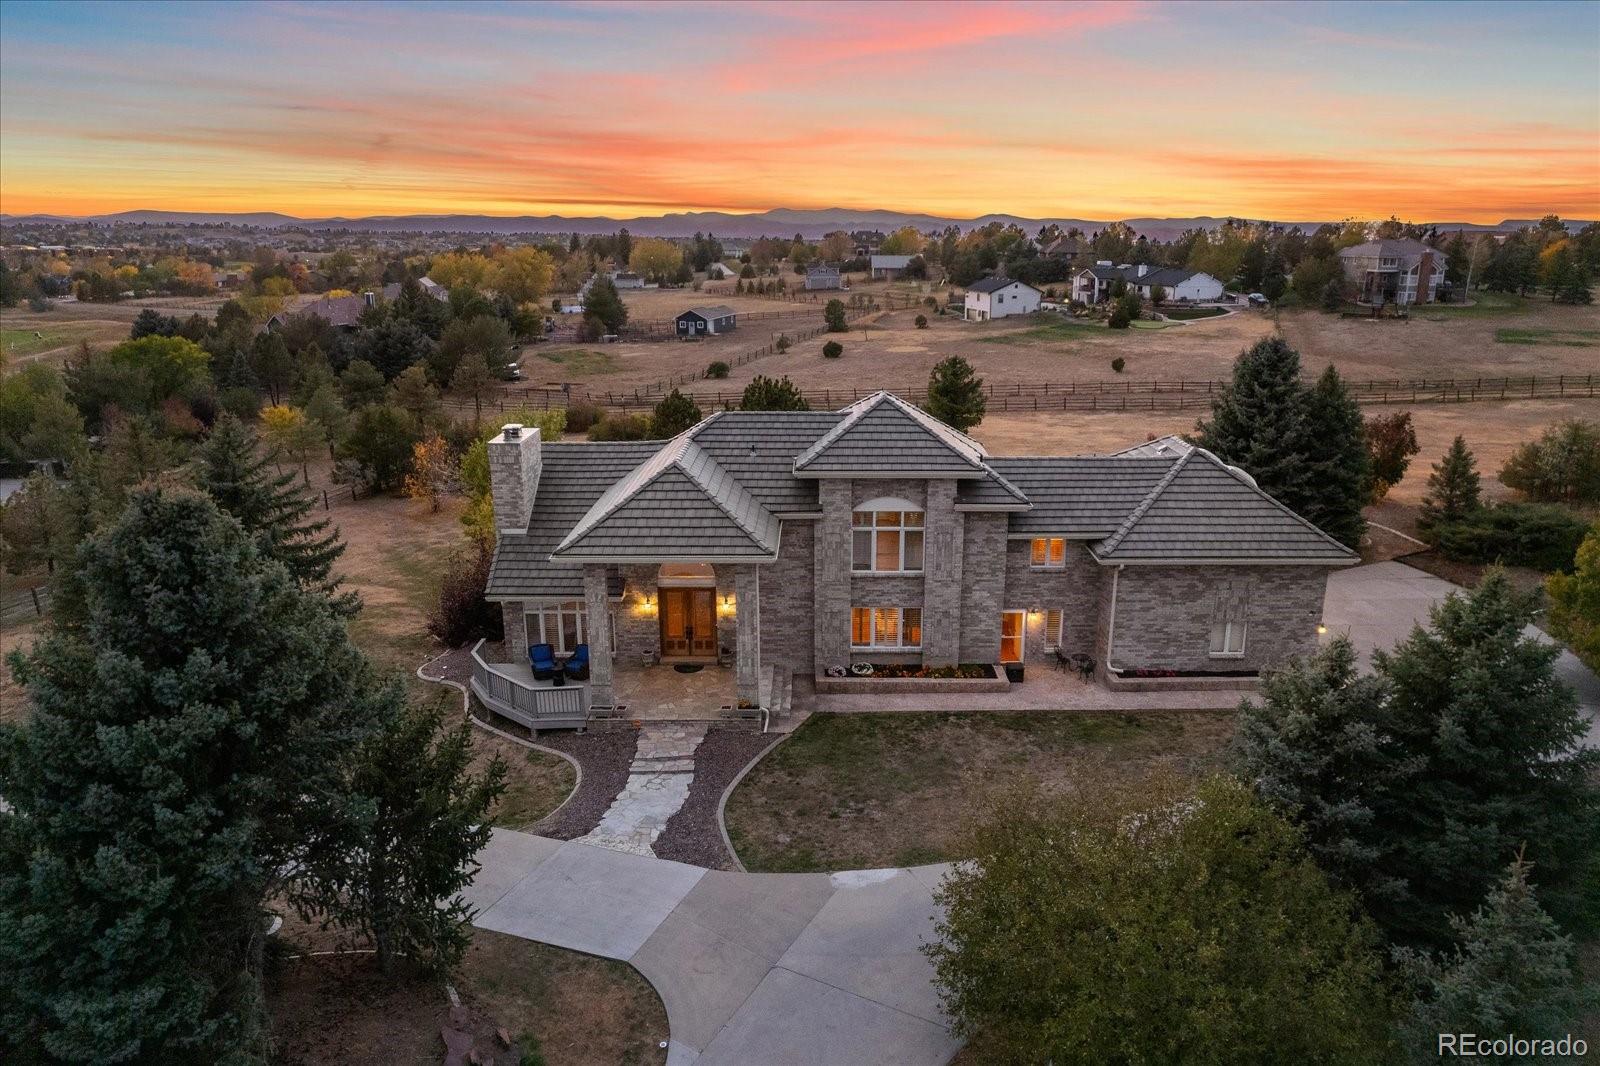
[1105,670,1259,693]
[814,663,1009,694]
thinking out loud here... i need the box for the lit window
[850,607,922,649]
[1044,609,1063,650]
[530,601,587,655]
[1030,537,1066,569]
[851,501,924,573]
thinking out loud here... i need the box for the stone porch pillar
[735,564,762,708]
[500,601,526,655]
[583,565,614,709]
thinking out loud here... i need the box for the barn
[676,305,738,337]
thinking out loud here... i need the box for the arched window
[851,497,924,573]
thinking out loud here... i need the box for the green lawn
[1493,327,1600,348]
[724,710,1235,872]
[536,347,621,374]
[1418,290,1531,320]
[977,316,1108,345]
[0,325,93,359]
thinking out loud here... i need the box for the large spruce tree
[925,355,987,432]
[192,413,358,614]
[0,487,381,1060]
[1193,337,1315,515]
[1300,365,1370,546]
[1417,435,1481,534]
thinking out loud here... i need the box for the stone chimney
[489,424,542,533]
[363,290,376,307]
[1136,264,1149,278]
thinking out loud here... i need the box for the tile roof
[1091,450,1357,564]
[794,391,988,476]
[687,410,842,512]
[680,305,736,320]
[1111,434,1194,459]
[551,429,781,561]
[1338,238,1434,260]
[987,456,1174,536]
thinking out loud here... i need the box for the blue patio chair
[564,643,590,681]
[528,643,557,681]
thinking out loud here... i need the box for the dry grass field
[0,295,231,368]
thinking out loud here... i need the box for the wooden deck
[469,640,590,730]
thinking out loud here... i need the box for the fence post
[323,490,330,512]
[30,587,43,616]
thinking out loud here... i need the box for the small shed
[805,264,842,290]
[676,305,738,337]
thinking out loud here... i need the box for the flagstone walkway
[580,723,710,856]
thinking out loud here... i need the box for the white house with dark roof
[963,277,1041,321]
[477,392,1354,729]
[1072,263,1224,304]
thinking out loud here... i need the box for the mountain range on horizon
[0,206,1583,242]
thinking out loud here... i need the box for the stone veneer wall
[500,600,526,655]
[921,481,964,666]
[813,480,853,670]
[1106,565,1331,673]
[958,512,1008,663]
[487,427,541,532]
[761,521,815,674]
[1003,539,1101,662]
[614,564,659,665]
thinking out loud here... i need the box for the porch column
[584,565,614,709]
[735,564,762,707]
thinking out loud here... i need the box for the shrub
[1321,280,1346,312]
[1108,306,1131,329]
[1546,520,1600,672]
[775,334,791,353]
[1111,357,1125,373]
[822,340,843,358]
[587,413,652,441]
[574,314,606,342]
[1501,420,1600,503]
[1366,410,1420,501]
[1433,502,1588,572]
[914,314,928,329]
[219,385,262,421]
[563,401,603,433]
[705,360,730,379]
[824,298,848,332]
[426,547,502,647]
[739,375,809,411]
[649,388,703,437]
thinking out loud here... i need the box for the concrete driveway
[1322,561,1600,747]
[465,831,961,1066]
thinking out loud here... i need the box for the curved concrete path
[465,830,961,1066]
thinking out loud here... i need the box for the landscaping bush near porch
[723,710,1234,872]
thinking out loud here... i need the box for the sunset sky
[1,0,1597,223]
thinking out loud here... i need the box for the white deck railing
[468,639,590,730]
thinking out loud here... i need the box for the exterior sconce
[719,593,735,614]
[640,593,656,614]
[1316,624,1328,635]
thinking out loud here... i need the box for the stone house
[1337,238,1442,305]
[483,393,1354,723]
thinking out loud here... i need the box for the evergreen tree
[1193,338,1316,518]
[298,694,505,975]
[739,375,809,411]
[649,388,703,437]
[192,414,357,614]
[925,355,987,431]
[339,358,388,409]
[0,488,381,1060]
[1545,520,1600,673]
[582,275,628,332]
[824,298,848,332]
[1417,435,1481,535]
[1232,637,1410,914]
[1300,366,1370,547]
[1398,856,1585,1060]
[1371,573,1600,946]
[1555,261,1593,305]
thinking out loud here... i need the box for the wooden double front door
[660,587,717,658]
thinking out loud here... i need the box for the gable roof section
[486,441,659,600]
[1339,238,1433,260]
[966,276,1037,295]
[794,391,989,476]
[988,456,1174,536]
[1112,434,1194,460]
[680,305,736,321]
[688,410,842,512]
[552,431,780,561]
[1091,450,1357,564]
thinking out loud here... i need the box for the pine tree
[739,375,809,411]
[650,388,703,437]
[0,487,381,1060]
[1299,366,1370,547]
[1193,338,1316,518]
[1417,435,1481,535]
[298,693,505,975]
[926,355,987,431]
[1371,573,1600,946]
[1231,637,1409,912]
[582,275,628,332]
[192,413,357,614]
[1555,262,1593,305]
[1399,855,1584,1056]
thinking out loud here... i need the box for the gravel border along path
[653,730,783,869]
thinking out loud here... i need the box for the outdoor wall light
[1316,624,1328,634]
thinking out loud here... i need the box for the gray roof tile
[794,392,988,475]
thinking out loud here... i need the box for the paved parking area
[465,832,962,1066]
[1322,561,1600,747]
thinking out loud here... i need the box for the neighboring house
[481,392,1354,723]
[1071,263,1223,304]
[1337,239,1443,305]
[265,283,400,332]
[964,276,1041,321]
[611,271,645,289]
[869,254,914,279]
[1112,435,1194,461]
[417,276,450,301]
[706,262,738,280]
[1041,235,1086,263]
[675,305,737,337]
[805,264,842,290]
